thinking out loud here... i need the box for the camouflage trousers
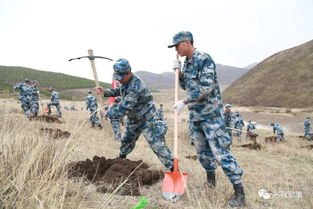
[30,101,39,116]
[89,110,101,126]
[120,116,173,168]
[110,119,122,141]
[235,127,243,140]
[47,102,62,116]
[19,96,31,114]
[275,133,284,142]
[304,130,313,140]
[190,118,243,184]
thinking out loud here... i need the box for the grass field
[1,93,313,209]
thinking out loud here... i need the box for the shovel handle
[174,53,179,160]
[88,49,105,107]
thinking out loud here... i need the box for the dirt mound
[265,136,276,143]
[185,155,197,160]
[39,127,71,139]
[67,156,164,196]
[299,135,313,140]
[34,115,63,123]
[300,145,313,150]
[240,143,262,150]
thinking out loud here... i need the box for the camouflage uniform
[234,114,245,140]
[109,102,122,141]
[224,109,234,138]
[47,89,62,116]
[304,118,312,140]
[156,106,165,120]
[86,94,102,127]
[272,123,284,142]
[103,58,173,169]
[29,81,40,116]
[13,80,32,115]
[177,49,243,184]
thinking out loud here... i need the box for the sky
[1,0,313,83]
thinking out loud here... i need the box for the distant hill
[0,66,110,100]
[222,39,313,108]
[135,64,249,89]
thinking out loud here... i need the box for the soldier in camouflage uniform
[224,104,234,139]
[29,80,40,117]
[234,112,245,141]
[156,104,165,120]
[304,117,313,140]
[109,97,122,141]
[96,58,173,169]
[13,78,32,116]
[270,123,285,142]
[246,121,257,143]
[169,31,245,207]
[47,87,62,116]
[86,90,103,128]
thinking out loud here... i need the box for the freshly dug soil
[34,115,63,123]
[39,127,71,139]
[67,156,164,196]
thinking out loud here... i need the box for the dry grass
[1,96,313,209]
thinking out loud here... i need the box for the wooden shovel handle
[174,53,179,159]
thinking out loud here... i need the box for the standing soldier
[96,58,173,170]
[234,112,245,141]
[271,123,285,142]
[29,80,40,117]
[47,87,62,116]
[13,78,32,116]
[246,121,257,143]
[224,104,234,139]
[156,104,165,120]
[86,90,103,129]
[168,31,245,207]
[109,97,122,140]
[304,117,313,140]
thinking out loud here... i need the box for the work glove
[172,60,181,72]
[172,100,186,115]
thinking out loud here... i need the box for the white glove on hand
[173,100,185,115]
[172,60,181,71]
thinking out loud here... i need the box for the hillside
[0,66,110,100]
[222,39,313,108]
[135,64,249,89]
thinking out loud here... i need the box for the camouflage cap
[168,31,194,48]
[112,58,131,81]
[270,123,274,126]
[49,87,54,91]
[31,80,39,84]
[225,104,231,108]
[87,89,92,94]
[25,78,30,82]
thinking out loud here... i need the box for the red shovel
[162,54,188,202]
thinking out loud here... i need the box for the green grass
[0,65,110,100]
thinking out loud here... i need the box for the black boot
[98,124,103,129]
[206,172,216,188]
[119,154,126,159]
[228,183,246,207]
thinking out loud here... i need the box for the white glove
[173,100,186,115]
[37,91,40,94]
[172,60,181,71]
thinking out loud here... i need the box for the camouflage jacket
[50,91,60,104]
[103,74,156,121]
[86,95,98,111]
[179,50,224,121]
[13,83,32,99]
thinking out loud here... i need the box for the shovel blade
[162,171,188,202]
